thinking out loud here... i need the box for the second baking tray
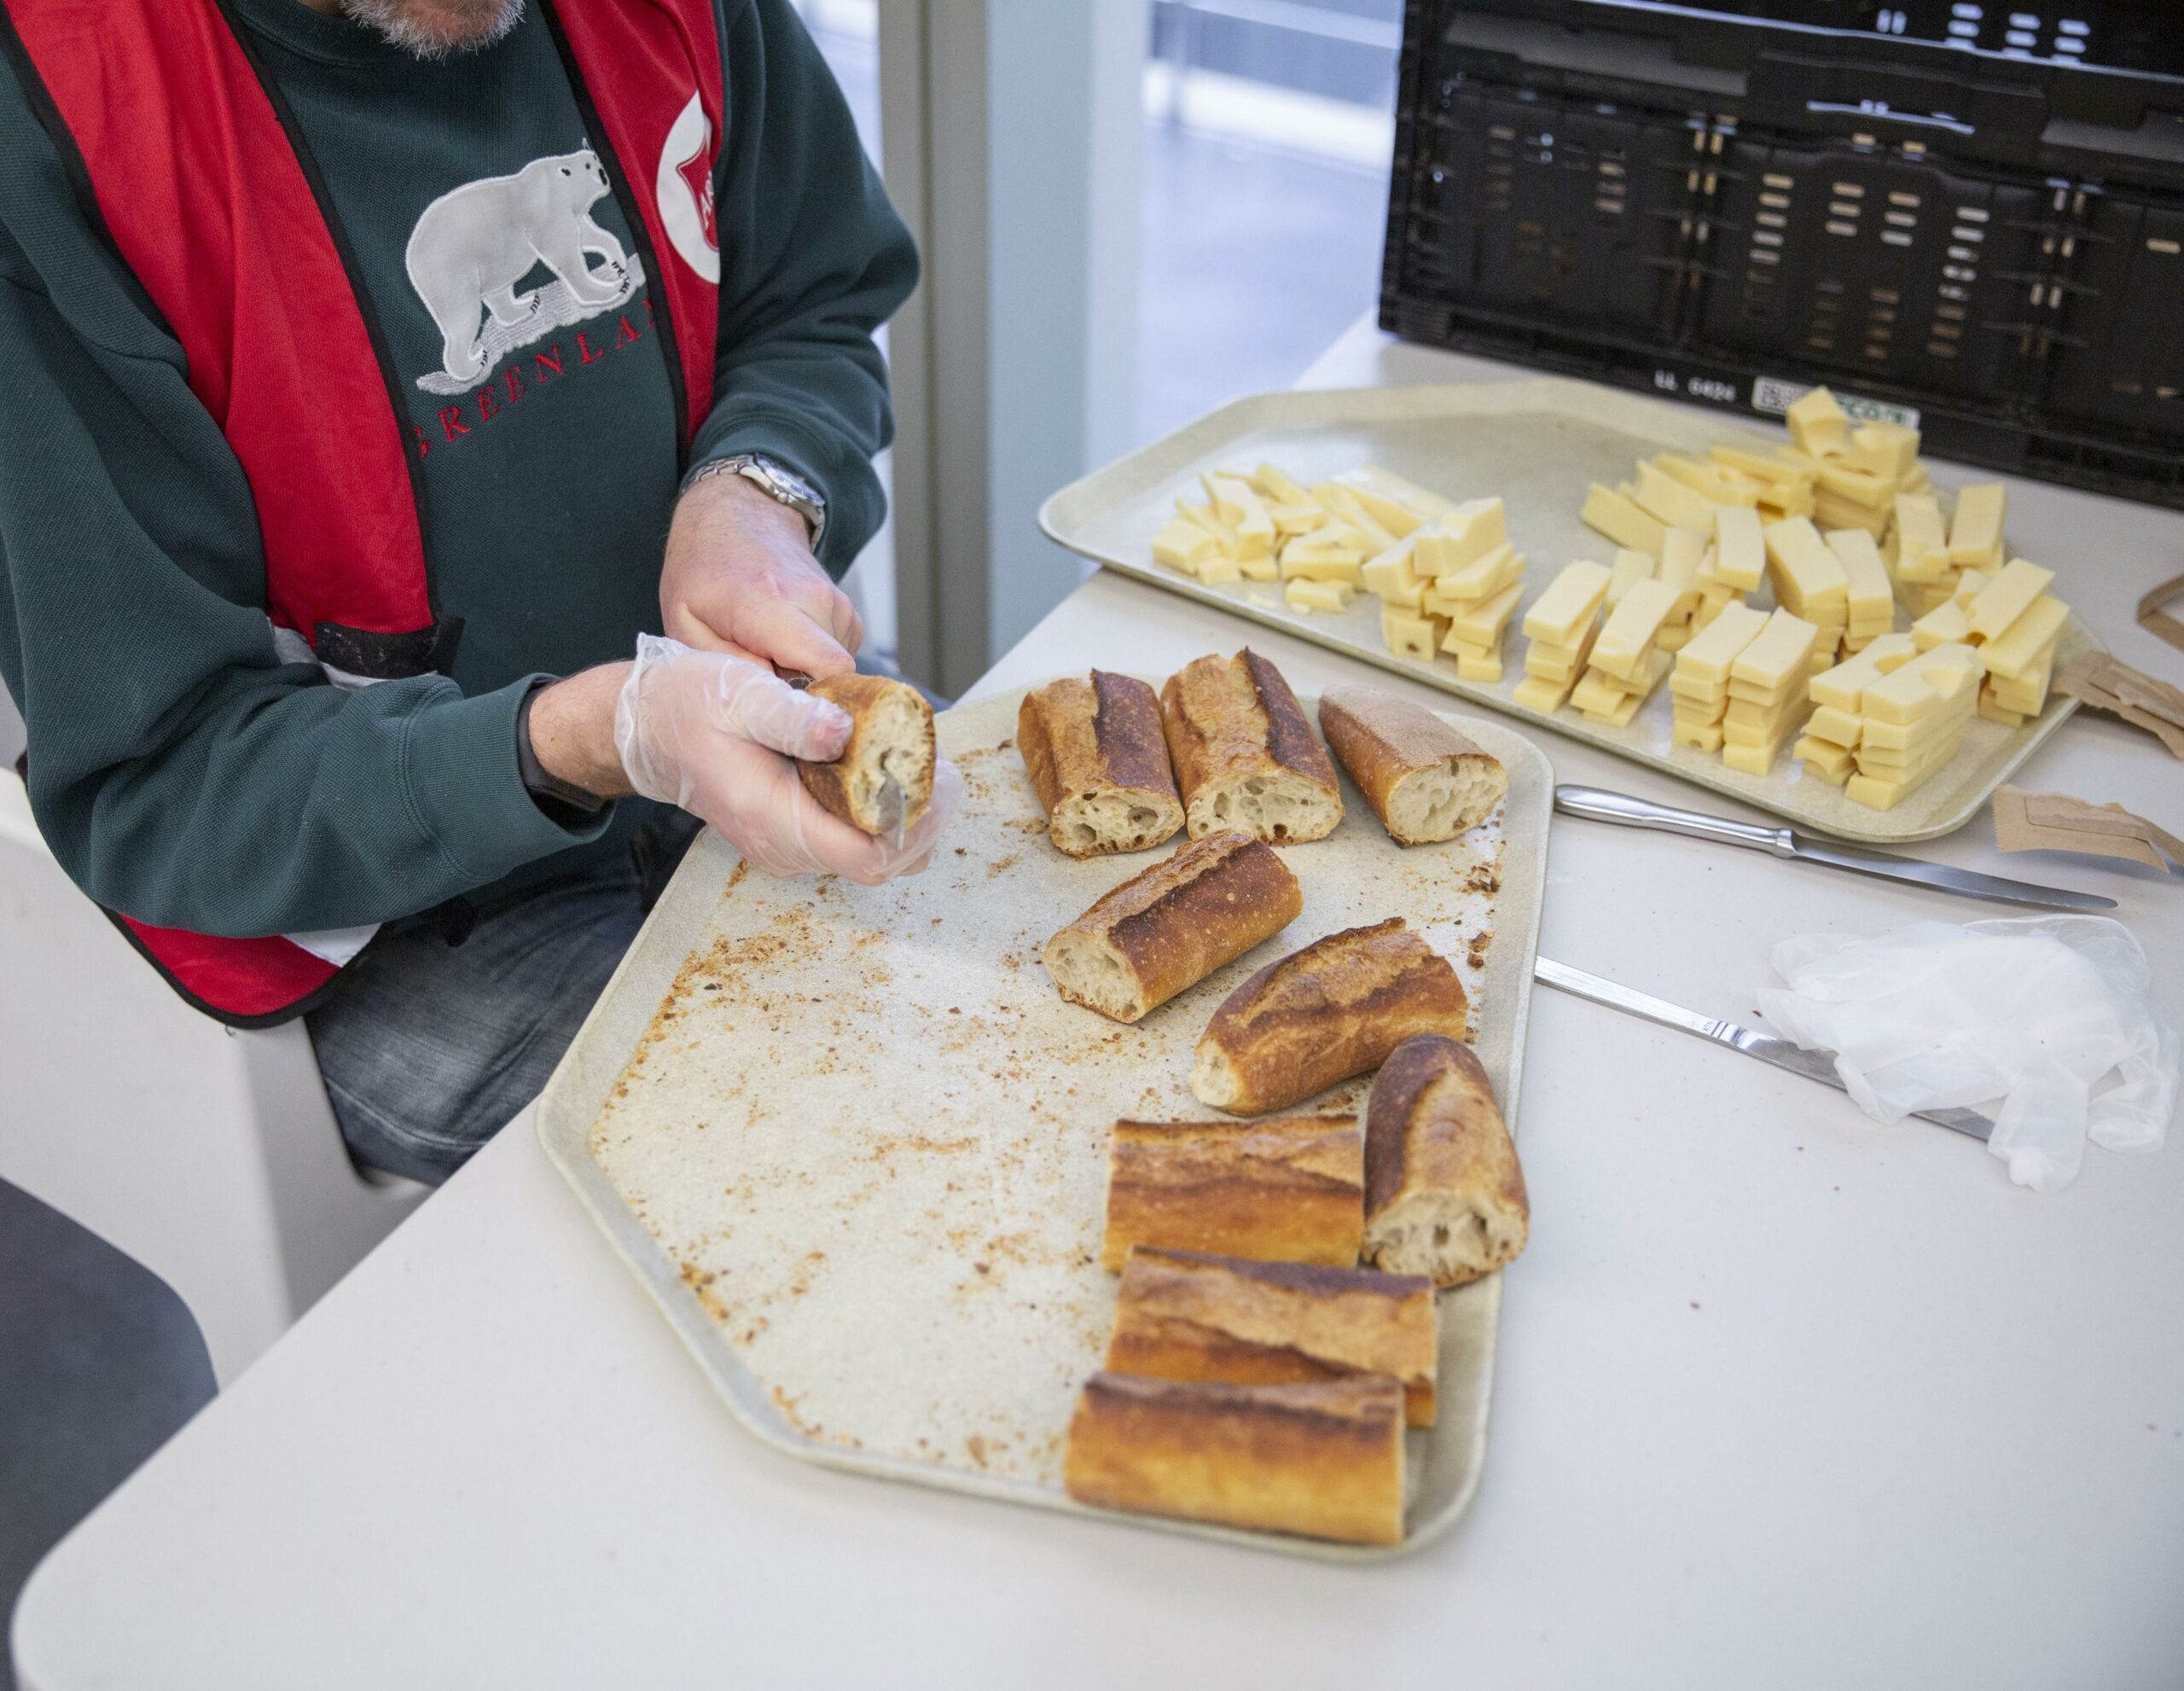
[1038,376,2095,844]
[537,684,1552,1561]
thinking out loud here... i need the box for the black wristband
[515,677,609,820]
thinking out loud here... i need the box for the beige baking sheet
[537,683,1553,1561]
[1038,377,2098,845]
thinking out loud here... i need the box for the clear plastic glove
[613,634,959,884]
[1757,916,2179,1194]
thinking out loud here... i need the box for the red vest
[0,0,721,1026]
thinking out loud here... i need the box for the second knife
[1554,785,2115,911]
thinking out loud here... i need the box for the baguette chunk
[1108,1246,1438,1427]
[1101,1116,1362,1271]
[1316,684,1507,846]
[1063,1373,1405,1546]
[1160,650,1344,844]
[1364,1034,1529,1287]
[1017,671,1185,857]
[796,675,935,834]
[1193,918,1469,1114]
[1043,830,1301,1024]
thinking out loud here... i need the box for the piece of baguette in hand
[1160,649,1344,844]
[1364,1033,1528,1288]
[1316,684,1507,845]
[796,674,935,834]
[1107,1246,1439,1427]
[1101,1116,1362,1271]
[1192,918,1469,1113]
[1063,1372,1405,1546]
[1017,671,1184,857]
[1043,829,1301,1024]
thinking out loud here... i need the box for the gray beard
[337,0,526,60]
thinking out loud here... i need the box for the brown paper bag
[1994,786,2182,873]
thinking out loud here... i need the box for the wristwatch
[690,452,827,546]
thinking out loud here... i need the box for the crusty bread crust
[1063,1372,1405,1546]
[1101,1116,1362,1271]
[797,674,935,834]
[1042,829,1302,1023]
[1316,684,1507,845]
[1017,671,1184,857]
[1159,650,1344,843]
[1191,918,1470,1113]
[1363,1033,1529,1288]
[1107,1246,1438,1427]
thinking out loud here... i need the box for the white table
[15,318,2184,1691]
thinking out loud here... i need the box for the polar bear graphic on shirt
[405,147,645,395]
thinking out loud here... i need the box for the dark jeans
[307,811,700,1185]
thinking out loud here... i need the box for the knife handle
[1554,785,1792,856]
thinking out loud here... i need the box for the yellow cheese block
[1786,386,1850,458]
[1825,528,1896,631]
[1198,556,1243,585]
[1606,548,1656,608]
[1575,654,1670,725]
[1809,633,1915,712]
[1313,485,1399,554]
[1657,620,1695,654]
[1454,649,1503,683]
[1153,518,1219,576]
[1848,421,1920,482]
[1250,462,1311,508]
[1204,475,1277,560]
[1722,735,1794,776]
[1709,444,1809,489]
[1861,643,1984,725]
[1853,728,1969,778]
[1581,484,1667,559]
[1240,555,1279,582]
[1435,540,1524,602]
[1632,460,1719,532]
[1966,559,2056,642]
[1891,492,1951,583]
[1177,497,1240,554]
[1655,453,1760,507]
[1780,450,1893,510]
[1856,700,1974,754]
[1987,668,2052,716]
[1731,608,1824,694]
[1672,718,1727,753]
[1978,695,2026,729]
[1658,526,1707,607]
[1522,561,1613,647]
[1411,498,1505,578]
[1443,580,1525,648]
[1948,484,2007,568]
[1382,605,1443,661]
[1269,501,1326,537]
[1284,578,1353,613]
[1676,601,1771,686]
[1912,599,1972,651]
[1804,704,1863,747]
[1357,536,1424,605]
[1763,517,1849,614]
[1331,465,1454,533]
[1590,578,1682,682]
[1524,643,1588,687]
[1978,594,2068,681]
[1796,735,1856,783]
[1712,505,1767,592]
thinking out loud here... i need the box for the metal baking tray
[537,683,1552,1561]
[1038,377,2097,844]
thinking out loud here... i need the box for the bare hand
[659,468,862,679]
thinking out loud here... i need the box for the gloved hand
[613,634,958,884]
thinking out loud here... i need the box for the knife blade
[1554,785,2115,911]
[1533,956,1994,1141]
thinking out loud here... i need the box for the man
[0,0,950,1183]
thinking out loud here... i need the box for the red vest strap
[2,0,433,642]
[115,919,342,1026]
[549,0,723,438]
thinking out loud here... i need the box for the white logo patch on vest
[656,92,719,284]
[404,146,647,396]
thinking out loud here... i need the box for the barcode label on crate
[1752,375,1920,431]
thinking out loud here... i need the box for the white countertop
[15,317,2184,1691]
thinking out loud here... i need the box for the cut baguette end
[1185,772,1342,845]
[1042,930,1148,1023]
[1188,1044,1246,1113]
[1382,759,1507,845]
[1364,1188,1527,1288]
[1048,789,1184,858]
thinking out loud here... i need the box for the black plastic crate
[1380,0,2184,508]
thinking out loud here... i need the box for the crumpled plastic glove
[1756,916,2179,1194]
[613,633,960,885]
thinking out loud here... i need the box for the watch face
[765,463,821,507]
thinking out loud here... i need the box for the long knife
[1554,785,2115,911]
[1533,956,1995,1142]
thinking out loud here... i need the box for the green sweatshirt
[0,0,914,936]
